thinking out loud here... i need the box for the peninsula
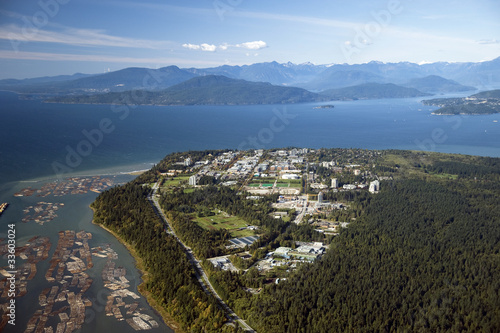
[90,148,500,332]
[423,89,500,115]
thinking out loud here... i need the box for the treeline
[238,178,500,332]
[91,183,232,332]
[424,159,500,179]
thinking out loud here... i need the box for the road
[148,182,255,332]
[294,195,308,224]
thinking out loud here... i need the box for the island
[313,104,335,109]
[423,89,500,115]
[88,148,500,332]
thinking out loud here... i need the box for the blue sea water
[1,90,499,187]
[0,90,499,332]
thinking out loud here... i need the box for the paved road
[148,182,255,332]
[294,195,308,224]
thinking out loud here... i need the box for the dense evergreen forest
[241,178,500,332]
[91,184,232,332]
[91,149,500,332]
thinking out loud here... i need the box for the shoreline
[2,162,156,186]
[91,211,185,333]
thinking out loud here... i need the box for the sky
[0,0,499,79]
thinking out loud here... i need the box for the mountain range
[46,75,324,105]
[2,57,499,105]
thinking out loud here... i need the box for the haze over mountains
[1,57,499,105]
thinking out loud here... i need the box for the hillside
[423,89,500,115]
[47,75,325,105]
[403,75,476,93]
[320,83,431,100]
[0,66,197,94]
[300,70,386,91]
[472,89,500,99]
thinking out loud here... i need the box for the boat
[0,203,8,216]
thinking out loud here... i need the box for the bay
[0,90,499,332]
[1,90,499,186]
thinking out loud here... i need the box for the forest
[91,184,234,332]
[91,148,500,332]
[240,177,500,332]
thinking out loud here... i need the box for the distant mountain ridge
[46,75,325,105]
[0,66,197,94]
[320,83,431,100]
[402,75,476,93]
[2,57,499,94]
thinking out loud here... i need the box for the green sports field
[194,212,255,238]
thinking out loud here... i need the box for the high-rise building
[189,175,197,186]
[331,178,338,188]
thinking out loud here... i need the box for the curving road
[148,182,255,332]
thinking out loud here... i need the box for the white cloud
[182,43,201,50]
[182,41,268,52]
[236,40,267,50]
[182,43,216,51]
[477,39,500,45]
[0,50,224,66]
[200,43,216,52]
[0,23,173,49]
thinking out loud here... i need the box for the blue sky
[0,0,499,79]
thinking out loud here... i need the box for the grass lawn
[194,212,254,238]
[253,177,276,182]
[276,180,302,188]
[162,175,192,187]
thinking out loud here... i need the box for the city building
[188,175,197,186]
[331,178,338,188]
[369,180,380,193]
[274,247,292,259]
[282,173,300,180]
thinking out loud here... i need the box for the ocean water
[1,90,499,187]
[0,90,499,332]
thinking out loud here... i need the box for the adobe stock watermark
[213,0,243,21]
[9,0,71,53]
[340,0,406,62]
[237,106,296,151]
[51,69,165,180]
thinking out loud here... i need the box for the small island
[423,89,500,115]
[313,104,335,109]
